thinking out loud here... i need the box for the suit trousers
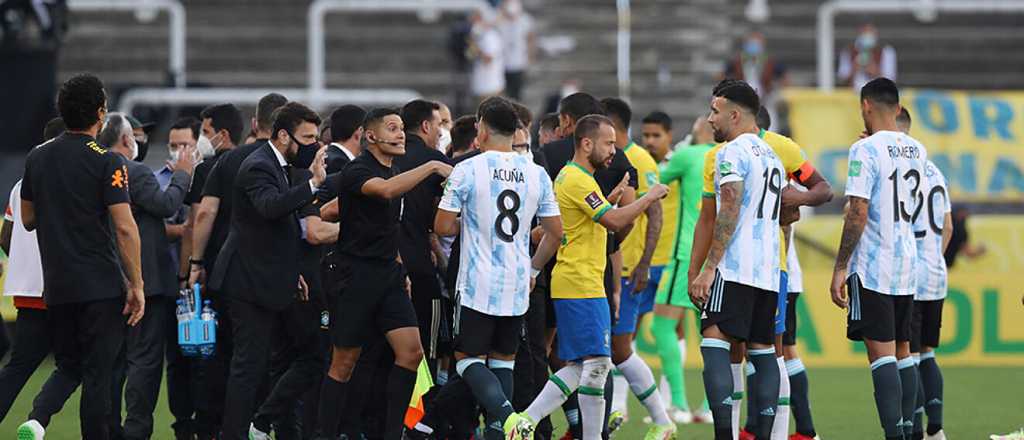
[222,298,323,439]
[0,308,51,423]
[119,296,172,439]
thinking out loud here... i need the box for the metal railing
[817,0,1024,91]
[117,87,421,115]
[69,0,186,87]
[307,0,491,109]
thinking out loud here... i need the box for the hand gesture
[124,284,146,326]
[608,174,630,204]
[830,268,849,308]
[689,268,715,308]
[311,146,328,187]
[171,144,198,174]
[647,183,669,200]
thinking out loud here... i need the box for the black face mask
[134,139,149,162]
[288,131,319,168]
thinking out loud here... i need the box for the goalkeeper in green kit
[643,113,715,423]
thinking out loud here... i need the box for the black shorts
[911,299,944,352]
[330,258,419,348]
[700,272,777,345]
[846,275,913,343]
[782,292,800,346]
[453,306,523,357]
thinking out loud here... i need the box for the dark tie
[282,164,292,185]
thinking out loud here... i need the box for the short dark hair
[756,105,772,129]
[256,93,289,133]
[511,100,533,129]
[57,74,107,131]
[896,107,912,128]
[713,79,760,115]
[43,117,65,141]
[450,115,478,154]
[170,116,200,141]
[559,92,604,122]
[574,114,614,149]
[641,111,672,132]
[330,104,367,142]
[200,103,244,145]
[861,77,900,107]
[363,107,402,129]
[539,113,560,133]
[600,97,632,130]
[477,97,518,137]
[401,99,441,134]
[271,102,323,138]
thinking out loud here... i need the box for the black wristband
[189,258,203,266]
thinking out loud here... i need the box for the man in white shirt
[471,8,505,101]
[838,24,898,91]
[497,0,535,100]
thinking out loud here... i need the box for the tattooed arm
[689,181,742,306]
[830,196,868,308]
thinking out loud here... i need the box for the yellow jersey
[552,162,613,299]
[651,179,678,266]
[620,143,660,276]
[701,130,816,272]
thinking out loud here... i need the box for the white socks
[618,353,670,425]
[525,363,581,422]
[731,362,744,440]
[612,370,629,415]
[771,357,791,439]
[579,358,612,440]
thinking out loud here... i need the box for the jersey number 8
[495,189,521,243]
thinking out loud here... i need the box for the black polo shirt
[185,149,228,206]
[336,151,401,262]
[393,134,450,275]
[20,133,131,305]
[199,140,266,273]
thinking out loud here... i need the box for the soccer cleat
[669,407,694,424]
[16,420,44,440]
[788,434,817,440]
[738,428,757,440]
[607,410,627,436]
[248,423,271,440]
[504,412,536,440]
[992,429,1024,440]
[925,430,947,440]
[644,423,678,440]
[692,408,713,424]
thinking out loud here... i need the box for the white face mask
[127,135,139,160]
[169,147,181,164]
[438,128,452,152]
[196,134,216,159]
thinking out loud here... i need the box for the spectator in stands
[722,31,787,132]
[470,8,505,104]
[838,24,897,91]
[497,0,536,100]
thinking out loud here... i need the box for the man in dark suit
[99,112,198,440]
[209,102,327,440]
[325,105,365,174]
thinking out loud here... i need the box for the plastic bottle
[199,300,216,358]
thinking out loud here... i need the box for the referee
[18,74,145,440]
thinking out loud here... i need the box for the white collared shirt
[269,141,317,192]
[331,142,356,161]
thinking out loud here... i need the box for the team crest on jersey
[718,161,733,176]
[584,191,603,209]
[849,160,862,177]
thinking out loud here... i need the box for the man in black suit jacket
[97,113,198,439]
[209,102,328,440]
[325,104,365,174]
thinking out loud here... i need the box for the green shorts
[655,256,698,310]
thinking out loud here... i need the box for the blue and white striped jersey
[786,227,803,294]
[914,160,951,301]
[438,151,559,316]
[714,133,785,292]
[844,130,928,296]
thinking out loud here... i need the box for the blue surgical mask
[856,32,877,51]
[743,39,763,56]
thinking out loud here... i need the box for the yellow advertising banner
[783,87,1024,202]
[635,215,1024,367]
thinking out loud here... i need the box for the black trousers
[222,299,323,440]
[513,285,553,439]
[115,296,171,439]
[0,307,51,423]
[164,302,200,437]
[47,297,126,440]
[195,295,233,438]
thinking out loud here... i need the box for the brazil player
[689,80,786,440]
[898,109,951,440]
[600,98,674,431]
[428,97,563,440]
[690,85,833,439]
[505,115,674,440]
[648,114,716,423]
[830,78,928,440]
